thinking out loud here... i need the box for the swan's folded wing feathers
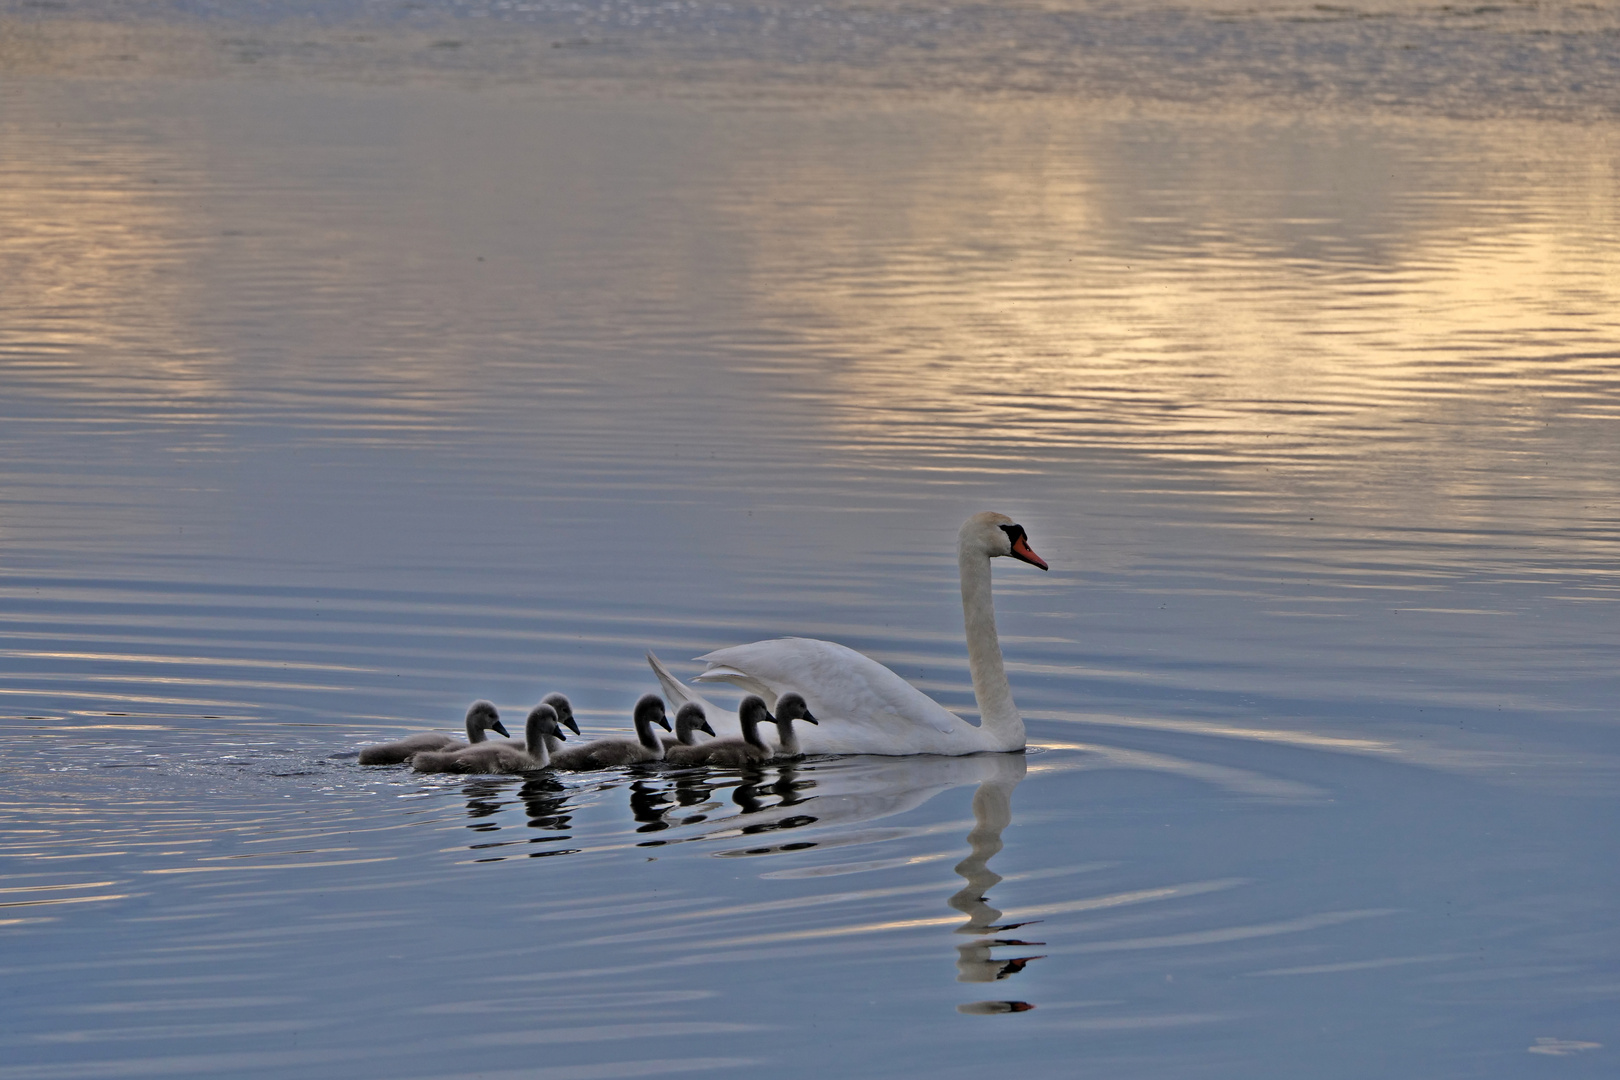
[690,665,778,703]
[697,638,959,734]
[693,664,748,681]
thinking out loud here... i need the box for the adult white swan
[648,511,1047,756]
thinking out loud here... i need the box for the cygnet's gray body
[358,701,509,765]
[551,694,672,771]
[664,696,774,767]
[412,704,568,774]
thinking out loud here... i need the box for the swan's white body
[649,512,1047,757]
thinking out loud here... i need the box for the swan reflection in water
[947,758,1044,1014]
[451,751,1037,1011]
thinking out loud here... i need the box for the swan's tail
[646,651,704,711]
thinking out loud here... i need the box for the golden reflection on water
[3,86,1616,580]
[701,108,1620,552]
[0,110,226,407]
[5,91,1614,444]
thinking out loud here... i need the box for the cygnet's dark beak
[562,716,580,736]
[802,707,819,725]
[657,712,672,732]
[551,726,567,741]
[700,720,716,736]
[491,720,511,737]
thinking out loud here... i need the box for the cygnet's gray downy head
[670,702,716,746]
[773,693,817,725]
[540,692,580,736]
[529,697,575,754]
[768,692,818,758]
[466,700,510,742]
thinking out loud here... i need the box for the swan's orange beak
[1009,535,1048,571]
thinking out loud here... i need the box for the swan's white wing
[694,637,960,735]
[686,664,776,703]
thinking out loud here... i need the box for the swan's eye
[997,524,1025,546]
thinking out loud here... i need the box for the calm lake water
[2,3,1618,1077]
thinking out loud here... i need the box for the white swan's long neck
[959,542,1023,746]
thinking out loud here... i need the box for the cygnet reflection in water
[357,700,509,765]
[619,767,814,842]
[631,779,677,832]
[701,752,1028,855]
[463,776,582,859]
[730,766,816,821]
[518,774,573,832]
